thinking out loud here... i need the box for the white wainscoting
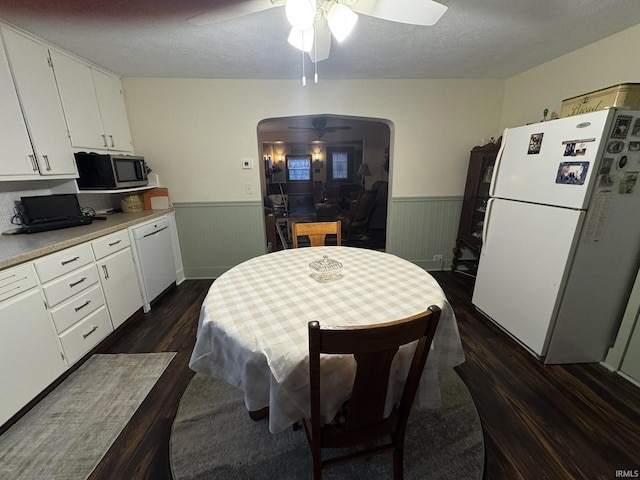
[386,196,463,271]
[173,196,463,279]
[173,201,266,279]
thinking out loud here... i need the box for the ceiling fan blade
[352,0,447,26]
[308,17,331,63]
[187,0,282,26]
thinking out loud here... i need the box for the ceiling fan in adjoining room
[288,117,352,138]
[188,0,448,67]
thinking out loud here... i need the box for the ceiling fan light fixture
[327,3,358,42]
[285,0,317,30]
[370,0,447,26]
[287,27,314,52]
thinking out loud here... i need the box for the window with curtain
[331,152,349,180]
[287,156,311,181]
[326,147,357,182]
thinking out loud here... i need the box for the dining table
[189,246,465,433]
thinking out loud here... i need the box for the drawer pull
[61,256,80,266]
[82,325,98,339]
[1,285,21,296]
[69,277,87,288]
[102,265,109,280]
[101,134,108,148]
[74,300,91,312]
[0,274,16,281]
[108,240,122,247]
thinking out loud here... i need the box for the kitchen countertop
[0,209,173,270]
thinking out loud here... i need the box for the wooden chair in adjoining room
[302,306,442,480]
[291,221,341,248]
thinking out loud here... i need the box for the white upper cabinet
[51,50,133,152]
[49,50,104,150]
[0,33,38,178]
[1,28,77,177]
[91,69,133,152]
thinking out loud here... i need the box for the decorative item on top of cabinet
[50,50,133,152]
[452,139,501,276]
[1,27,77,178]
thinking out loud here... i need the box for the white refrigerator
[472,108,640,364]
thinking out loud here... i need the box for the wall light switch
[242,159,253,169]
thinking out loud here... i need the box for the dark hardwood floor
[81,270,640,479]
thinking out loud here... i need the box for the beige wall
[122,78,504,202]
[501,24,640,129]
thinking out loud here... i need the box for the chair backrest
[351,190,377,224]
[291,221,341,248]
[307,306,441,446]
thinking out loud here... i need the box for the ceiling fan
[288,117,352,138]
[188,0,448,63]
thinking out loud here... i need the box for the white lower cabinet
[50,283,105,334]
[35,244,113,368]
[58,306,112,366]
[91,230,143,329]
[0,224,148,427]
[95,247,142,328]
[620,320,640,385]
[0,287,66,426]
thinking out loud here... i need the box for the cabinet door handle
[61,256,80,266]
[69,277,87,288]
[101,134,108,147]
[82,325,98,338]
[28,154,38,171]
[108,240,122,247]
[101,265,109,280]
[42,154,51,171]
[74,299,91,312]
[109,135,115,147]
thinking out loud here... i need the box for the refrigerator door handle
[481,198,495,254]
[489,127,509,197]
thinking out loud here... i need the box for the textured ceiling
[0,0,639,80]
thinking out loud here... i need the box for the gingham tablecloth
[189,246,465,433]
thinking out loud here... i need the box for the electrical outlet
[433,254,443,261]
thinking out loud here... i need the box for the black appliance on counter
[19,194,92,234]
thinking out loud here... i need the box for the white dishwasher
[129,216,176,312]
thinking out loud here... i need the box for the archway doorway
[258,114,391,250]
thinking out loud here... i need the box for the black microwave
[74,152,148,190]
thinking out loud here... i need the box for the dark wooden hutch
[452,140,501,275]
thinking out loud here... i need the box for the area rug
[170,368,484,480]
[0,352,176,480]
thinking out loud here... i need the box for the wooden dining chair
[291,221,341,248]
[303,306,442,480]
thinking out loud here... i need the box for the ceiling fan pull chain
[302,48,307,86]
[314,25,319,83]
